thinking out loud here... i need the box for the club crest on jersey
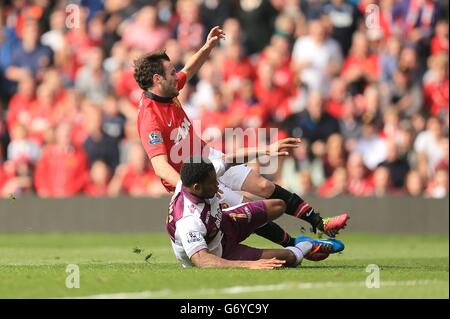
[148,131,163,145]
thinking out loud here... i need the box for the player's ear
[192,183,201,193]
[152,73,161,85]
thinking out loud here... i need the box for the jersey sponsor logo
[210,205,222,228]
[186,231,203,244]
[172,117,191,145]
[148,131,164,145]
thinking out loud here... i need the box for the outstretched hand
[248,258,286,270]
[206,26,226,49]
[266,138,302,157]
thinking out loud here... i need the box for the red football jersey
[137,71,209,192]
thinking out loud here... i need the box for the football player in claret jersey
[134,26,349,248]
[168,145,345,269]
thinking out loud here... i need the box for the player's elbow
[152,166,165,179]
[150,157,169,179]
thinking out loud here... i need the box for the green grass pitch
[0,233,447,298]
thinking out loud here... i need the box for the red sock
[294,201,314,218]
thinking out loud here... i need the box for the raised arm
[181,26,225,81]
[191,249,285,269]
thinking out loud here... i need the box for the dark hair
[133,50,170,90]
[180,156,215,187]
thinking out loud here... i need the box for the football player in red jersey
[134,26,349,247]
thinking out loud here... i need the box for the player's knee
[275,199,287,214]
[265,199,286,220]
[258,178,275,198]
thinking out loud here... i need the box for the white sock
[285,242,312,266]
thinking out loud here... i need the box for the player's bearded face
[160,62,179,98]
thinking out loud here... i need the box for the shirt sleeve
[176,71,187,91]
[176,216,208,259]
[211,158,227,178]
[139,110,167,160]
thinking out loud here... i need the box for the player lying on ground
[134,26,349,248]
[167,140,345,269]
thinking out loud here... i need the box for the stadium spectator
[430,19,449,56]
[317,166,347,198]
[322,0,360,55]
[346,152,374,197]
[27,83,57,145]
[372,166,392,197]
[64,6,100,83]
[258,38,295,96]
[75,46,109,104]
[5,19,53,84]
[341,31,380,95]
[253,60,286,111]
[380,36,402,84]
[326,78,347,119]
[83,106,120,173]
[378,140,410,189]
[423,52,449,117]
[323,133,346,178]
[405,170,425,197]
[221,41,256,95]
[120,6,171,53]
[41,9,66,68]
[200,0,233,33]
[84,160,111,197]
[34,123,88,197]
[6,75,35,132]
[119,119,140,165]
[291,18,343,95]
[7,124,40,163]
[0,159,34,198]
[221,18,244,48]
[175,0,205,52]
[237,0,279,55]
[355,120,388,170]
[381,67,424,119]
[339,95,363,152]
[414,117,445,178]
[283,91,340,155]
[101,94,126,142]
[426,168,449,198]
[227,79,268,131]
[109,142,164,197]
[191,60,219,113]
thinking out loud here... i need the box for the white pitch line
[70,280,444,299]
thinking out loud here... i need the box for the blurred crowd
[0,0,448,199]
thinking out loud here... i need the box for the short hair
[133,50,170,90]
[180,156,215,187]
